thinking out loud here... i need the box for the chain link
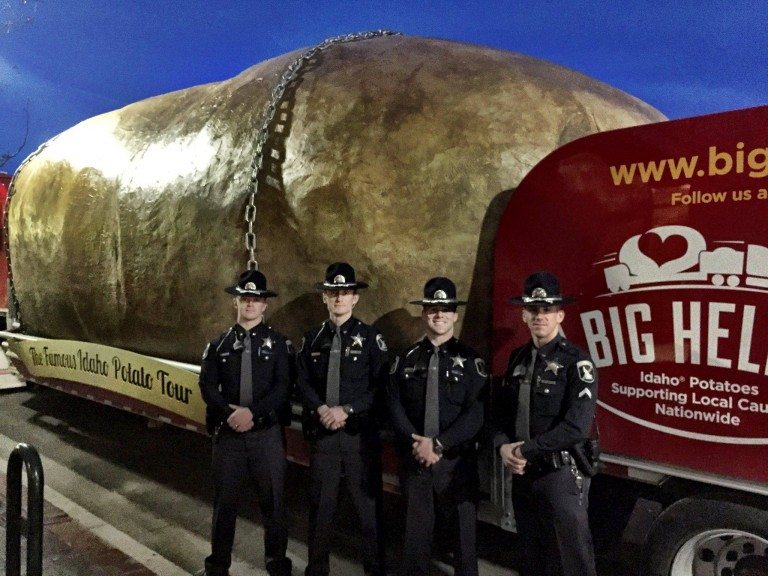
[244,29,401,270]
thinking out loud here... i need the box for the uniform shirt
[494,334,598,460]
[199,322,292,426]
[296,317,388,415]
[388,337,486,453]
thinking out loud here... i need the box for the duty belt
[218,413,277,436]
[528,450,574,472]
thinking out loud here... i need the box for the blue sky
[1,1,766,173]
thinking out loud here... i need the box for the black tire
[645,496,768,576]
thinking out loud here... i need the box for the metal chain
[244,29,401,270]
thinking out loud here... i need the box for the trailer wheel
[645,497,768,576]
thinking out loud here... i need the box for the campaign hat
[509,271,575,306]
[409,276,467,307]
[314,262,369,291]
[224,269,278,298]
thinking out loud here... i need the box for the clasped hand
[227,405,254,432]
[499,441,527,475]
[318,404,348,430]
[411,434,441,467]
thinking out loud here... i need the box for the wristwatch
[342,404,354,415]
[432,437,444,456]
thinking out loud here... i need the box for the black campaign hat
[224,269,278,298]
[509,271,575,306]
[314,262,369,291]
[409,277,467,307]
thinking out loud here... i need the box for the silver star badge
[451,355,466,368]
[262,337,274,349]
[352,333,365,347]
[545,360,563,375]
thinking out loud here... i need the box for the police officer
[296,262,388,576]
[198,270,292,576]
[388,277,486,576]
[493,272,598,576]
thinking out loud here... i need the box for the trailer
[3,99,768,574]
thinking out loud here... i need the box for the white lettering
[625,304,654,363]
[708,302,735,368]
[673,301,701,364]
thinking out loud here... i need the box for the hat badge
[531,287,548,298]
[434,289,447,299]
[245,282,257,290]
[333,275,346,284]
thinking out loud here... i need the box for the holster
[569,438,601,477]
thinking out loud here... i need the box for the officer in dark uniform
[198,270,292,576]
[493,271,598,576]
[388,277,486,576]
[296,262,388,576]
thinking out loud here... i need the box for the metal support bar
[6,443,44,576]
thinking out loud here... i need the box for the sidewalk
[0,471,161,576]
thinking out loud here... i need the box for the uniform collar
[421,335,456,353]
[534,334,563,358]
[233,322,266,337]
[326,316,357,333]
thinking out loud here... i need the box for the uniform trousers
[400,454,479,576]
[512,464,596,576]
[206,425,289,576]
[305,431,384,576]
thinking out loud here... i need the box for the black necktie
[515,348,537,441]
[424,346,440,437]
[239,332,253,407]
[326,326,342,406]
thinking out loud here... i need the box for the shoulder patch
[376,334,388,351]
[474,358,488,378]
[576,360,596,383]
[298,337,305,353]
[389,356,399,375]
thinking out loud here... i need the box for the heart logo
[637,232,688,267]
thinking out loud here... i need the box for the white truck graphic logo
[599,225,768,293]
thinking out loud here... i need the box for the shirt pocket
[446,371,468,405]
[534,377,565,416]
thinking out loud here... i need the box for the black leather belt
[528,450,574,472]
[218,413,277,435]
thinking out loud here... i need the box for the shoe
[267,557,293,576]
[196,568,230,576]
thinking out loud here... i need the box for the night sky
[1,0,765,173]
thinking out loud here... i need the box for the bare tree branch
[0,106,29,169]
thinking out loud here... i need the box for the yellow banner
[8,338,205,425]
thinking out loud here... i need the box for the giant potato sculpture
[7,33,665,362]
